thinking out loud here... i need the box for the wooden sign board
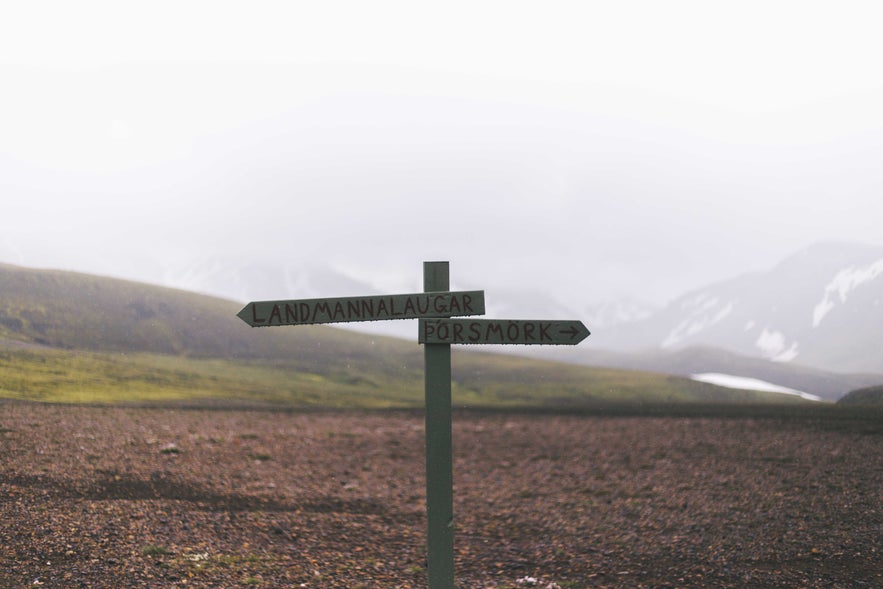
[237,290,485,327]
[420,318,590,345]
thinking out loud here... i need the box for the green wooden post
[423,261,455,589]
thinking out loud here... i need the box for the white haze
[2,1,883,326]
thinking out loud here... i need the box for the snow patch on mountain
[691,373,821,401]
[813,258,883,327]
[755,328,799,362]
[661,294,733,348]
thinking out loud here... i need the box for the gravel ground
[1,403,881,588]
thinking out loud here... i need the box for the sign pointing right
[420,319,590,345]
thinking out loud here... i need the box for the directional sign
[236,261,590,589]
[237,290,485,327]
[419,318,590,345]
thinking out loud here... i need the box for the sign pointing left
[237,290,485,327]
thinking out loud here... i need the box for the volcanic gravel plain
[1,402,881,588]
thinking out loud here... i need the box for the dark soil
[1,403,881,588]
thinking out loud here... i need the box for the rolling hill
[838,385,883,406]
[0,263,814,407]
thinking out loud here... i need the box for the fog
[3,2,883,317]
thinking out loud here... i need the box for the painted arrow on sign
[419,319,590,345]
[237,290,485,327]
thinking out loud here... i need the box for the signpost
[236,262,590,589]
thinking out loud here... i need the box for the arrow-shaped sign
[419,319,590,345]
[237,290,485,327]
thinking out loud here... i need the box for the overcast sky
[2,1,883,312]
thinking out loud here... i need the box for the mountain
[0,263,799,407]
[7,241,881,404]
[159,243,883,377]
[582,242,883,374]
[0,262,421,369]
[838,385,883,406]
